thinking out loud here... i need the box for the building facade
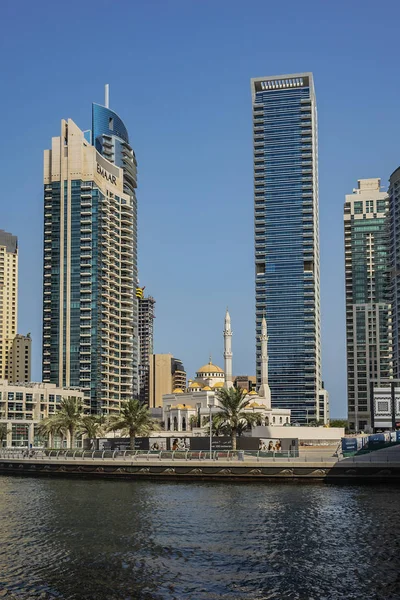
[42,114,136,415]
[8,334,31,383]
[251,73,322,423]
[389,167,400,381]
[0,230,18,381]
[371,381,400,431]
[0,380,85,447]
[344,179,391,431]
[149,354,186,408]
[137,287,155,404]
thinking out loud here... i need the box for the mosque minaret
[223,308,233,389]
[258,315,271,409]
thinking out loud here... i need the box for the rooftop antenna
[105,84,109,108]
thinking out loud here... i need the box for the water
[0,477,399,599]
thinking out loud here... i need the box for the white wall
[252,425,345,442]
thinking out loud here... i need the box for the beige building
[0,230,18,381]
[149,354,186,408]
[0,380,86,447]
[8,333,31,383]
[43,118,136,414]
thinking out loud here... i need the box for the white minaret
[223,308,233,389]
[258,315,271,408]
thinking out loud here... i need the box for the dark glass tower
[251,73,322,424]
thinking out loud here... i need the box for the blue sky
[0,0,398,418]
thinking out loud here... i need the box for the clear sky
[1,0,399,418]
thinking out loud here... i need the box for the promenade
[0,445,400,482]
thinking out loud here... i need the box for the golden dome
[248,402,261,408]
[172,388,184,394]
[212,381,224,388]
[173,404,193,410]
[196,360,224,374]
[189,380,204,388]
[242,389,248,394]
[249,390,258,395]
[203,386,212,391]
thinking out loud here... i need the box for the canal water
[0,477,399,599]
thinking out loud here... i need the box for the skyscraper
[42,91,137,415]
[251,73,322,423]
[0,230,18,380]
[137,287,156,404]
[344,179,391,431]
[389,167,400,381]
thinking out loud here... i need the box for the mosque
[162,310,291,433]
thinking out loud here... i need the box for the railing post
[172,451,175,461]
[102,450,106,460]
[185,450,189,461]
[112,450,117,459]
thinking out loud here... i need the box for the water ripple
[0,478,399,599]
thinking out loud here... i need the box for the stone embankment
[0,446,400,482]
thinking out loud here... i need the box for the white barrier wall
[252,426,345,443]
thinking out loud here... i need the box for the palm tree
[107,399,160,450]
[0,423,8,447]
[214,387,258,450]
[38,396,83,449]
[78,415,105,441]
[202,413,227,437]
[36,417,62,447]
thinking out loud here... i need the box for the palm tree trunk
[232,429,237,451]
[130,434,135,450]
[69,427,74,449]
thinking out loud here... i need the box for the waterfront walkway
[0,445,399,482]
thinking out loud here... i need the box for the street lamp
[208,396,214,458]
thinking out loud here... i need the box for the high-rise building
[0,230,18,381]
[251,73,322,423]
[344,178,391,431]
[149,354,186,408]
[389,167,400,381]
[42,93,137,415]
[137,287,155,404]
[9,333,31,383]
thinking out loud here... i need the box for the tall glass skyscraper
[42,93,138,414]
[251,73,322,424]
[344,179,391,432]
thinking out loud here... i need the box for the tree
[189,415,199,430]
[78,415,105,440]
[38,396,83,449]
[202,414,228,437]
[330,419,348,429]
[107,399,160,450]
[214,387,258,450]
[0,423,8,447]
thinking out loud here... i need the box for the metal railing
[0,448,342,463]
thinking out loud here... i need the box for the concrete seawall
[1,456,400,483]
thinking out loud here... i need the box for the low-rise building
[0,380,86,447]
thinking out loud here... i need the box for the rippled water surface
[0,477,399,599]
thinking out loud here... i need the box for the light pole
[209,402,212,458]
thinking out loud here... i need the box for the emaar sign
[96,162,117,185]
